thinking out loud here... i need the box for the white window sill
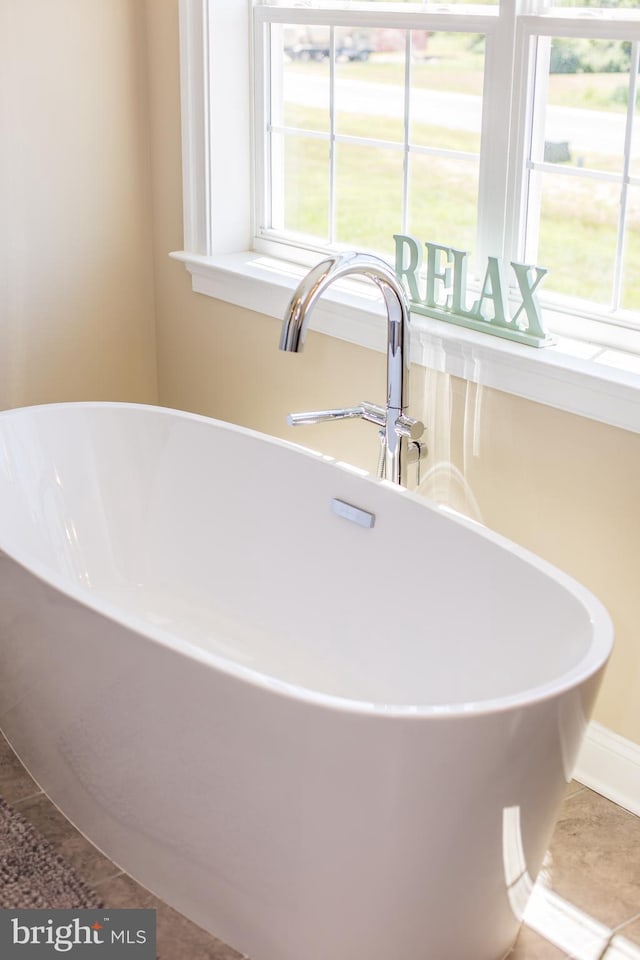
[170,250,640,434]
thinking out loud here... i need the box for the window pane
[523,35,640,314]
[272,133,330,240]
[409,32,485,154]
[536,175,619,303]
[630,75,640,179]
[335,28,406,143]
[280,25,330,132]
[539,38,631,174]
[408,154,479,260]
[550,0,637,8]
[335,143,404,256]
[268,22,486,259]
[622,186,640,311]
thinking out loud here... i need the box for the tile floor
[0,732,638,959]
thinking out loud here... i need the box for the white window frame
[172,0,640,433]
[512,17,640,324]
[251,6,510,270]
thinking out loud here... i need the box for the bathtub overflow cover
[330,498,375,529]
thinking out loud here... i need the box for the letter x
[510,263,548,330]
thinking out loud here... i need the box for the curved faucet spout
[279,251,421,486]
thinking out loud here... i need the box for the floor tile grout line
[92,868,126,889]
[565,910,640,960]
[9,789,128,893]
[564,786,587,801]
[11,788,44,806]
[613,910,640,935]
[2,776,147,899]
[2,781,130,910]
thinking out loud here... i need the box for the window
[252,0,640,333]
[258,22,485,261]
[175,0,640,432]
[520,29,640,318]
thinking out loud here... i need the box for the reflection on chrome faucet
[279,251,424,486]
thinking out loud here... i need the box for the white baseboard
[573,721,640,816]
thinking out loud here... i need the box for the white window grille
[251,0,640,332]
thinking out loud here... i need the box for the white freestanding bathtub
[0,402,612,960]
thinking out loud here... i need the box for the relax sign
[394,234,553,348]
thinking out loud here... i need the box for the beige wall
[0,0,158,408]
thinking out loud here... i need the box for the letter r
[393,234,422,303]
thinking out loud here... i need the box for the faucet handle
[395,414,425,441]
[287,406,365,427]
[288,402,387,428]
[359,401,386,428]
[287,403,424,442]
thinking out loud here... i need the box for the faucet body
[280,251,422,486]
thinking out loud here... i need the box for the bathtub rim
[0,400,614,720]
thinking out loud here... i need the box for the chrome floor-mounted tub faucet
[279,251,424,486]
